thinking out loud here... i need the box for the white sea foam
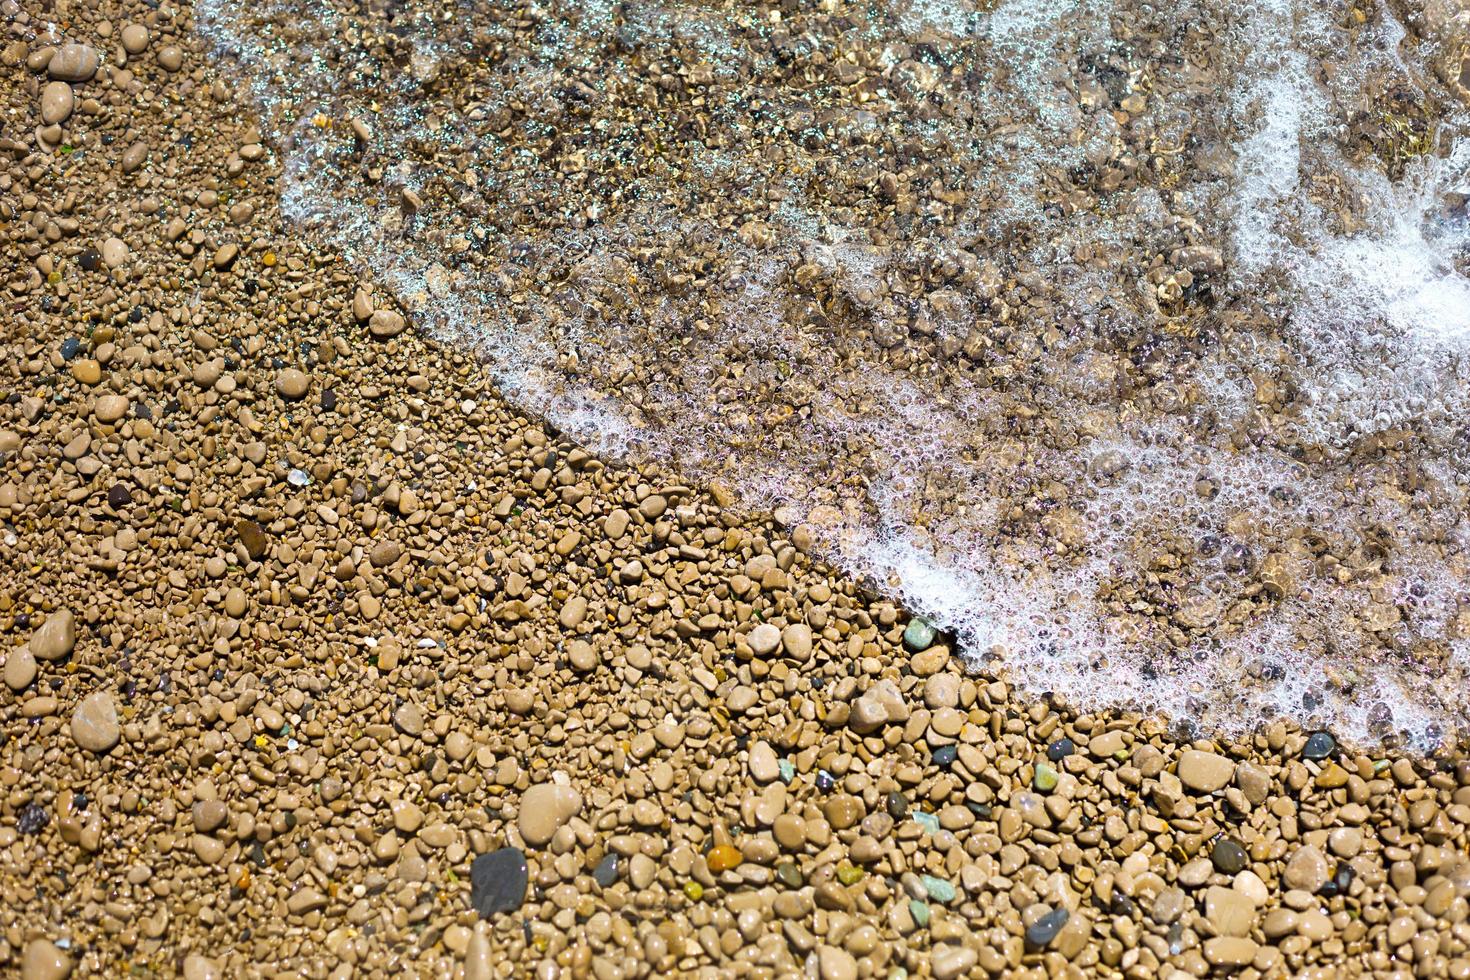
[196,0,1470,748]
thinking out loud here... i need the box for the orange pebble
[706,844,743,873]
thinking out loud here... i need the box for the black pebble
[78,248,101,272]
[470,847,528,918]
[886,791,909,821]
[1046,738,1075,761]
[108,484,133,509]
[1026,907,1069,947]
[60,337,81,360]
[17,804,49,835]
[322,388,338,412]
[1303,732,1336,760]
[1211,838,1248,875]
[933,744,957,767]
[593,853,619,888]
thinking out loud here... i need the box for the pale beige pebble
[393,701,424,736]
[71,690,120,752]
[464,921,493,980]
[1088,729,1127,758]
[748,740,780,782]
[748,622,782,656]
[224,588,248,617]
[1203,937,1258,968]
[397,488,420,516]
[192,800,227,833]
[1328,826,1363,858]
[100,237,129,269]
[5,646,38,691]
[30,610,76,661]
[360,594,382,620]
[352,288,375,321]
[817,945,857,980]
[1262,909,1299,939]
[1283,845,1330,893]
[22,697,59,718]
[1233,870,1270,906]
[392,799,425,834]
[95,395,130,423]
[213,243,238,270]
[910,644,950,676]
[1233,761,1271,805]
[1177,750,1235,793]
[47,43,98,81]
[21,939,73,980]
[567,639,598,672]
[120,141,148,174]
[157,45,183,71]
[369,309,406,337]
[286,887,327,914]
[120,24,150,55]
[181,954,221,980]
[519,783,583,846]
[931,944,978,980]
[1386,915,1418,946]
[849,679,906,734]
[275,368,310,400]
[40,81,74,125]
[780,622,813,661]
[1204,886,1255,937]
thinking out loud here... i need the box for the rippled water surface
[199,0,1470,747]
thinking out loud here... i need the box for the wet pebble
[470,848,528,917]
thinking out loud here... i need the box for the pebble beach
[4,0,1470,978]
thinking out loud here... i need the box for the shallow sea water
[198,0,1470,748]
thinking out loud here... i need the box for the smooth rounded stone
[593,853,619,887]
[392,799,425,834]
[213,244,239,270]
[1205,885,1255,937]
[121,24,150,55]
[773,814,806,850]
[817,945,857,980]
[567,639,598,672]
[5,646,38,691]
[781,623,813,661]
[464,922,493,980]
[40,81,74,125]
[518,783,583,846]
[1026,908,1069,947]
[931,944,977,980]
[921,874,956,903]
[824,795,865,830]
[1033,762,1059,792]
[21,939,72,980]
[1177,749,1236,793]
[470,848,528,917]
[101,237,129,269]
[849,679,905,735]
[1204,937,1259,968]
[903,617,937,651]
[71,359,101,384]
[30,610,76,661]
[748,740,780,783]
[886,792,910,820]
[1212,838,1249,874]
[181,955,221,980]
[180,955,222,980]
[157,45,184,71]
[95,395,130,423]
[192,800,227,833]
[1151,887,1188,924]
[393,702,424,736]
[1283,845,1331,893]
[1328,826,1363,858]
[275,369,310,400]
[923,673,960,710]
[369,309,406,337]
[72,691,120,753]
[933,744,958,767]
[1087,729,1127,758]
[748,622,782,656]
[1303,731,1336,760]
[120,141,148,174]
[47,43,98,81]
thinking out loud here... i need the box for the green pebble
[920,874,956,904]
[837,864,864,885]
[903,618,937,651]
[912,811,939,835]
[908,899,931,927]
[1033,762,1058,792]
[776,862,803,888]
[683,881,704,901]
[777,759,796,783]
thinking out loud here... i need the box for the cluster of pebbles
[3,1,1470,979]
